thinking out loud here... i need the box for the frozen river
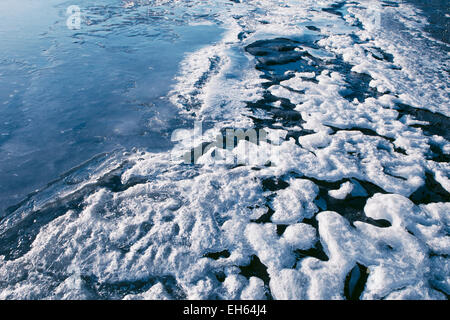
[0,0,448,300]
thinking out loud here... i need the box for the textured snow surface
[0,0,449,300]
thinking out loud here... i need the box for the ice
[281,224,317,250]
[298,132,332,150]
[240,277,266,300]
[0,0,448,300]
[270,269,309,300]
[297,204,446,300]
[328,181,354,200]
[221,274,248,300]
[271,179,319,224]
[245,223,296,271]
[123,283,171,300]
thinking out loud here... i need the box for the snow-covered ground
[0,0,448,300]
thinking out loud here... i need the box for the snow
[270,269,309,300]
[123,283,171,300]
[241,277,266,300]
[0,0,448,300]
[271,179,319,224]
[281,224,317,250]
[328,181,354,200]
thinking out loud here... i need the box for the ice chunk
[271,179,319,224]
[123,283,171,300]
[328,181,354,200]
[241,277,266,300]
[281,224,317,250]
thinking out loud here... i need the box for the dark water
[406,0,450,45]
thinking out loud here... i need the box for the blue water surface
[0,0,223,213]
